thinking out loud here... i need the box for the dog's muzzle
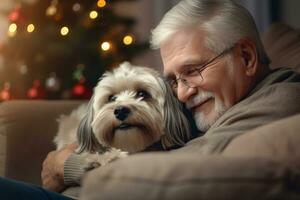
[114,106,131,121]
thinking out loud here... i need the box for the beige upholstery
[263,22,300,72]
[223,114,300,157]
[0,100,83,185]
[0,23,299,199]
[81,155,300,200]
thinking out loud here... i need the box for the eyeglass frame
[167,45,236,90]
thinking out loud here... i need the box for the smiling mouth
[192,97,213,112]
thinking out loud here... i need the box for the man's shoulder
[248,67,300,99]
[262,67,300,86]
[213,68,300,130]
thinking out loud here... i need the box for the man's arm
[41,144,83,192]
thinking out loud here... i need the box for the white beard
[186,91,228,132]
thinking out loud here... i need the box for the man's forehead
[161,31,209,77]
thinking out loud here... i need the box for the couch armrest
[262,22,300,72]
[0,100,84,185]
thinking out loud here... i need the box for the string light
[8,23,17,37]
[46,0,58,16]
[0,82,11,101]
[46,73,61,92]
[97,0,107,8]
[89,10,98,19]
[101,41,111,51]
[9,10,20,21]
[27,24,35,33]
[60,26,69,36]
[46,5,57,16]
[19,64,28,75]
[123,35,134,45]
[27,80,45,99]
[72,83,85,96]
[27,87,38,98]
[72,3,81,12]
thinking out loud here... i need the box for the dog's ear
[98,74,106,82]
[76,96,106,153]
[158,78,197,149]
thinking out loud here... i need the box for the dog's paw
[84,161,101,171]
[105,148,128,160]
[83,148,128,171]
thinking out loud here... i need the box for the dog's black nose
[114,106,131,121]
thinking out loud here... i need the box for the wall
[281,0,300,29]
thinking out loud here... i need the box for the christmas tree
[0,0,148,100]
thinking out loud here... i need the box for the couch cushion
[222,113,300,156]
[0,100,83,185]
[80,153,300,200]
[263,23,300,72]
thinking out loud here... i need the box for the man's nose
[176,82,196,103]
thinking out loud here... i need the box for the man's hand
[41,143,77,192]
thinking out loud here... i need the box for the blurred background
[0,0,299,101]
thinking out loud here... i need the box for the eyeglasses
[168,45,235,90]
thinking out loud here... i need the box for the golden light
[9,23,17,32]
[101,41,111,51]
[27,24,35,33]
[89,10,98,19]
[60,26,69,36]
[97,0,106,8]
[8,23,17,37]
[123,35,134,45]
[46,5,57,16]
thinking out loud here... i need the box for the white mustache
[186,91,214,109]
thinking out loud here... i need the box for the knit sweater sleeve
[64,153,87,186]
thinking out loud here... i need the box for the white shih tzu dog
[54,62,193,168]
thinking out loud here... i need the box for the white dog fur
[54,62,192,169]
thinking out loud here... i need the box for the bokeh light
[27,24,35,33]
[101,41,111,51]
[60,26,69,36]
[97,0,106,8]
[123,35,134,45]
[89,11,98,19]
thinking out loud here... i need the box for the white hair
[150,0,270,65]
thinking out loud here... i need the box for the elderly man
[150,0,300,154]
[1,0,300,199]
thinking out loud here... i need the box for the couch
[0,23,300,199]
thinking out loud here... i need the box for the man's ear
[235,38,258,77]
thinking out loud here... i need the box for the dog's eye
[136,90,150,100]
[108,95,116,102]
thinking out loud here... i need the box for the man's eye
[169,79,178,89]
[136,90,150,100]
[183,68,199,76]
[108,95,116,102]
